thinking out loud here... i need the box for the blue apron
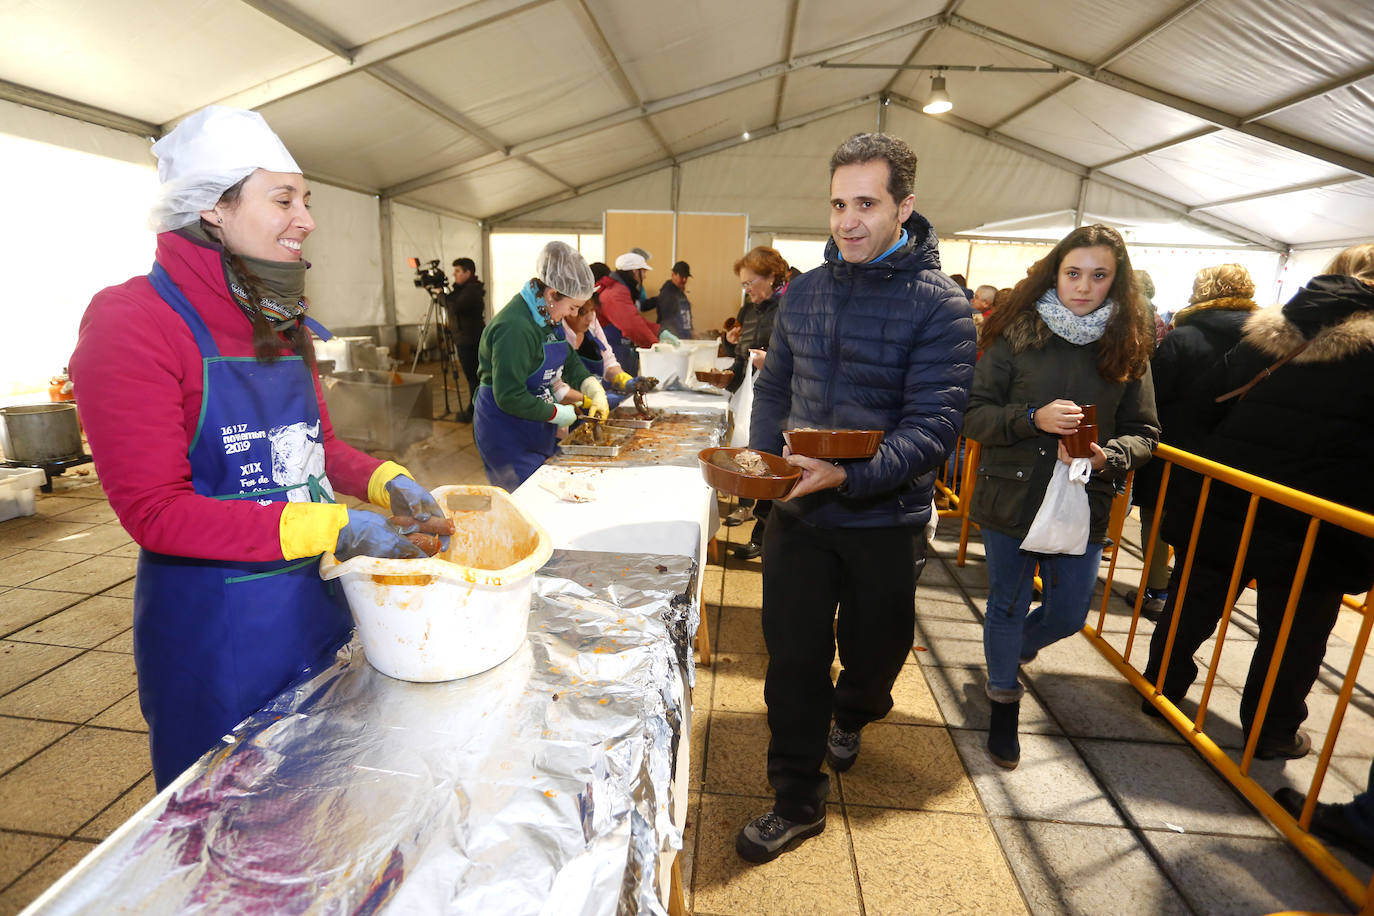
[135,264,352,788]
[474,325,570,491]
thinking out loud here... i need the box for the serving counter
[22,389,730,916]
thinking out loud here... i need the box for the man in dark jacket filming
[446,257,486,422]
[735,133,976,863]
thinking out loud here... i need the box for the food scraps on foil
[26,550,700,916]
[549,409,726,470]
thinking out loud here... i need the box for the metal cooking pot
[0,403,83,464]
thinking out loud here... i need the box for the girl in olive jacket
[963,224,1159,769]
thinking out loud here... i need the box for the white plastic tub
[0,467,45,522]
[637,340,729,390]
[319,485,553,682]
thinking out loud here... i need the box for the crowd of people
[68,101,1374,867]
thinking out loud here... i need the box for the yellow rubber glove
[280,502,350,560]
[579,376,609,421]
[367,461,411,510]
[610,371,634,393]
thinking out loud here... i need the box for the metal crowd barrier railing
[948,438,1374,911]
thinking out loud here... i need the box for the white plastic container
[637,340,729,390]
[319,485,553,682]
[0,467,45,522]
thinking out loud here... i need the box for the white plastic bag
[1020,458,1092,555]
[728,364,756,448]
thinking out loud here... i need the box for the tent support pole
[379,197,397,340]
[1074,177,1089,228]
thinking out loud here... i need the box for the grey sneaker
[722,506,754,527]
[736,810,826,863]
[825,725,861,772]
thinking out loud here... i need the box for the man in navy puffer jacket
[736,133,976,864]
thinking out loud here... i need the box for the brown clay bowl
[695,369,735,388]
[783,428,884,460]
[698,447,799,499]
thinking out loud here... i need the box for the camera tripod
[411,286,466,420]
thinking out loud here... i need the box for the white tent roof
[3,0,1372,250]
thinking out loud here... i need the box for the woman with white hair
[69,105,442,788]
[473,241,609,490]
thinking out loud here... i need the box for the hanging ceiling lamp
[922,74,952,114]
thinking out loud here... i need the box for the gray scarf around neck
[1036,288,1114,345]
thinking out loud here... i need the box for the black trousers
[761,510,926,821]
[1143,558,1343,742]
[455,343,480,404]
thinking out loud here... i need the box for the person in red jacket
[594,251,680,374]
[69,105,441,788]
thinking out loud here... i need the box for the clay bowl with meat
[698,447,799,499]
[783,428,884,460]
[694,368,734,389]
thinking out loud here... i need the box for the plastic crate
[0,467,45,522]
[321,370,433,453]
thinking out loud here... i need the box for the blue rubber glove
[658,329,681,347]
[385,475,442,522]
[385,474,450,551]
[335,510,426,561]
[551,403,577,427]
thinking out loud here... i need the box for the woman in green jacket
[474,241,608,490]
[963,224,1159,769]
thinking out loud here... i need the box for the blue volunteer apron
[473,327,570,492]
[135,264,352,788]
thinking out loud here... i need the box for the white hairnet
[536,241,595,300]
[148,105,302,233]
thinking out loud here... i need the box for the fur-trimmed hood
[1242,275,1374,363]
[1172,296,1257,328]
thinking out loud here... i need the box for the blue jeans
[983,528,1104,692]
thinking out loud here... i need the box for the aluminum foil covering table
[26,550,698,916]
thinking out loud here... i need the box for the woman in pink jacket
[70,106,441,787]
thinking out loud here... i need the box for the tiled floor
[2,389,1373,913]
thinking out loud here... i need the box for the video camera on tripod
[407,257,462,418]
[408,257,450,294]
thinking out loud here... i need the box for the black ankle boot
[987,699,1021,769]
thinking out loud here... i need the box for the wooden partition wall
[603,210,749,337]
[602,211,675,278]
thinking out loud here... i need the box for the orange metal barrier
[956,439,1374,911]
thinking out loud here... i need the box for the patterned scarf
[1036,288,1114,345]
[226,253,308,332]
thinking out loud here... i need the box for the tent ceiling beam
[1094,0,1212,71]
[562,0,675,160]
[988,78,1075,130]
[174,0,553,125]
[237,0,353,61]
[822,63,1061,72]
[887,93,1284,250]
[946,14,1374,179]
[1089,127,1219,170]
[484,94,879,225]
[882,0,966,96]
[772,0,802,129]
[1188,174,1366,213]
[366,66,572,191]
[0,78,158,137]
[1242,63,1374,123]
[989,0,1208,131]
[382,13,944,196]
